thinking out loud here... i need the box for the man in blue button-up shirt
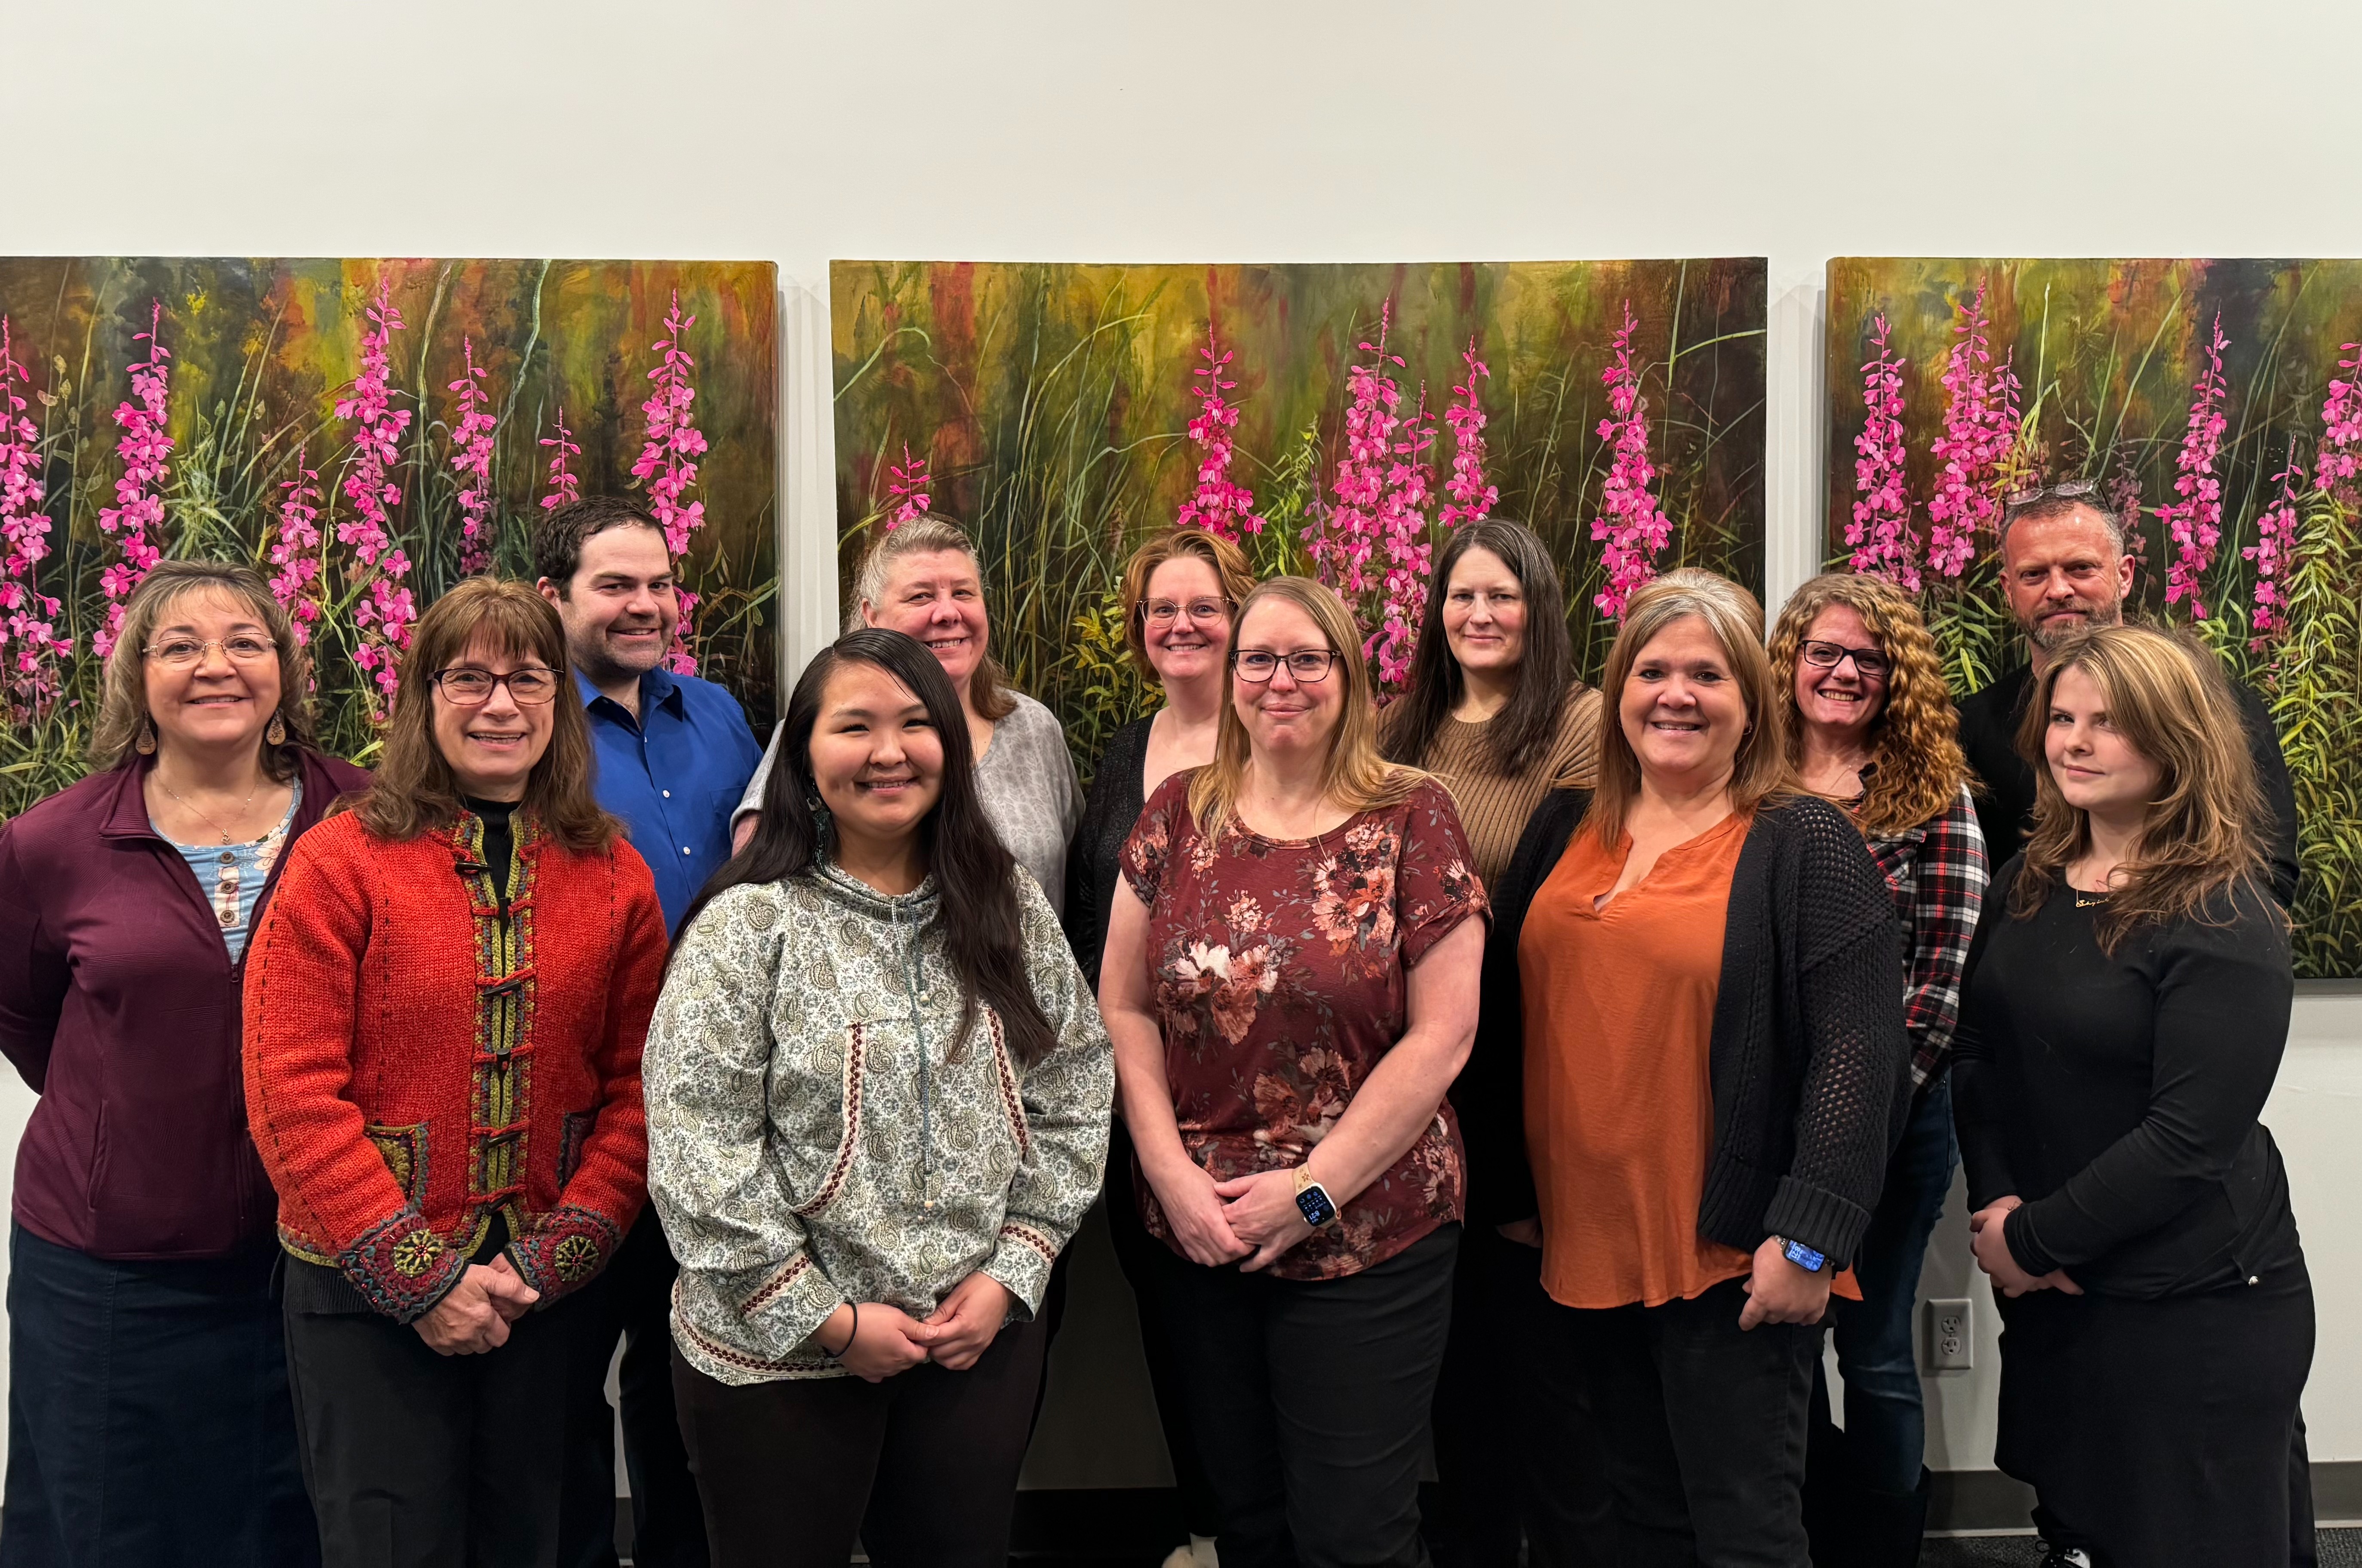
[536,495,760,1568]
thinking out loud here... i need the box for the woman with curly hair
[1769,572,1988,1563]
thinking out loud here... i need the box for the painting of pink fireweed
[832,258,1766,775]
[1823,256,2362,976]
[0,257,777,815]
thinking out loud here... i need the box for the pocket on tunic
[364,1122,429,1206]
[788,1023,866,1218]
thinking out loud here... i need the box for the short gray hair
[1998,482,2125,558]
[849,514,983,632]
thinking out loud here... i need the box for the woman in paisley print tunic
[646,628,1111,1568]
[1100,577,1487,1568]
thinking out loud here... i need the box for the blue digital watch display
[1295,1183,1339,1230]
[1780,1237,1827,1273]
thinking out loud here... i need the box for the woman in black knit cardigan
[1459,569,1908,1566]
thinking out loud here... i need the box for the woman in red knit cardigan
[244,576,667,1567]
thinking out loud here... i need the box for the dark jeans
[1427,1225,1612,1568]
[1538,1275,1819,1568]
[283,1290,574,1568]
[0,1226,317,1568]
[557,1209,707,1568]
[1815,1073,1956,1493]
[670,1318,1046,1568]
[1100,1128,1219,1541]
[1995,1259,2315,1567]
[1151,1222,1459,1568]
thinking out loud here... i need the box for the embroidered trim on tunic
[792,1024,866,1218]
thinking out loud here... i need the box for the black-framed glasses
[431,666,561,705]
[1799,639,1891,679]
[1140,597,1233,627]
[143,635,278,668]
[1233,649,1339,683]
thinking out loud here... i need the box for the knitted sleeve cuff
[506,1205,627,1307]
[1763,1174,1874,1273]
[338,1209,470,1324]
[983,1220,1063,1318]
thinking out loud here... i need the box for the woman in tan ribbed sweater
[1379,516,1605,1567]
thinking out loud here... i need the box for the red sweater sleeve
[243,824,468,1320]
[504,845,665,1304]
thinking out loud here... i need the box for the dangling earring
[265,712,288,747]
[805,792,831,831]
[135,719,157,756]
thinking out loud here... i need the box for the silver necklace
[159,771,260,845]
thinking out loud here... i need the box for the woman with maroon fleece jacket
[0,562,366,1568]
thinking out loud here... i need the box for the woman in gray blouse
[736,516,1082,914]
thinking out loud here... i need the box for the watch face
[1295,1184,1338,1229]
[1781,1238,1827,1273]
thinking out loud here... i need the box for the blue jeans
[1821,1073,1957,1492]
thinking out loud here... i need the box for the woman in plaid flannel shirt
[1772,572,1988,1565]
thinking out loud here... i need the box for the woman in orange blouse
[1465,570,1907,1565]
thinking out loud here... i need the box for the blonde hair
[90,560,318,778]
[2011,624,2269,953]
[1585,569,1799,847]
[1118,527,1256,677]
[1769,572,1971,838]
[1187,577,1427,838]
[850,513,1015,723]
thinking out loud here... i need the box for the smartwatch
[1775,1235,1827,1273]
[1293,1166,1340,1230]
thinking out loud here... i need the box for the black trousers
[670,1317,1046,1568]
[1426,1226,1613,1568]
[1995,1259,2316,1567]
[283,1291,574,1568]
[1535,1276,1818,1568]
[1151,1222,1459,1568]
[0,1226,317,1568]
[1100,1127,1220,1540]
[556,1210,707,1568]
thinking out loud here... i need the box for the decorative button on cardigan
[243,806,667,1322]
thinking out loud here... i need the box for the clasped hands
[413,1254,539,1356]
[1157,1158,1314,1273]
[1968,1195,2083,1299]
[819,1272,1018,1384]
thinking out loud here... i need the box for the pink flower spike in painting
[2157,313,2231,618]
[332,275,416,712]
[1175,324,1267,541]
[268,452,326,646]
[1846,314,1919,592]
[1369,384,1438,688]
[449,337,500,576]
[94,299,174,660]
[0,317,66,716]
[631,290,709,557]
[1923,280,2021,581]
[2318,342,2362,508]
[2245,443,2303,648]
[1309,300,1405,603]
[885,442,932,529]
[540,406,583,511]
[1439,339,1497,532]
[1590,301,1673,621]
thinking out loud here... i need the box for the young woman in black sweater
[1465,569,1909,1565]
[1954,624,2310,1568]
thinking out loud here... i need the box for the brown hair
[1768,572,1971,837]
[532,494,667,593]
[344,577,616,852]
[2010,624,2268,953]
[1585,569,1799,847]
[89,560,318,779]
[1188,577,1428,839]
[848,513,1016,722]
[1118,526,1256,677]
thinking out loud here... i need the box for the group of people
[0,477,2313,1568]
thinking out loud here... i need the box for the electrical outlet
[1925,1298,1973,1371]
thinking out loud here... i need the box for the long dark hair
[679,627,1057,1064]
[1381,518,1577,777]
[344,578,615,852]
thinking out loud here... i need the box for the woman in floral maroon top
[1101,576,1487,1568]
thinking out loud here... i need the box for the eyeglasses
[431,667,561,705]
[144,636,277,668]
[2003,479,2099,509]
[1141,598,1231,627]
[1233,649,1339,683]
[1798,640,1891,680]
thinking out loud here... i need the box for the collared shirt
[581,666,763,936]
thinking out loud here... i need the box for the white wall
[17,0,2362,1476]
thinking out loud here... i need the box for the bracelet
[822,1301,858,1359]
